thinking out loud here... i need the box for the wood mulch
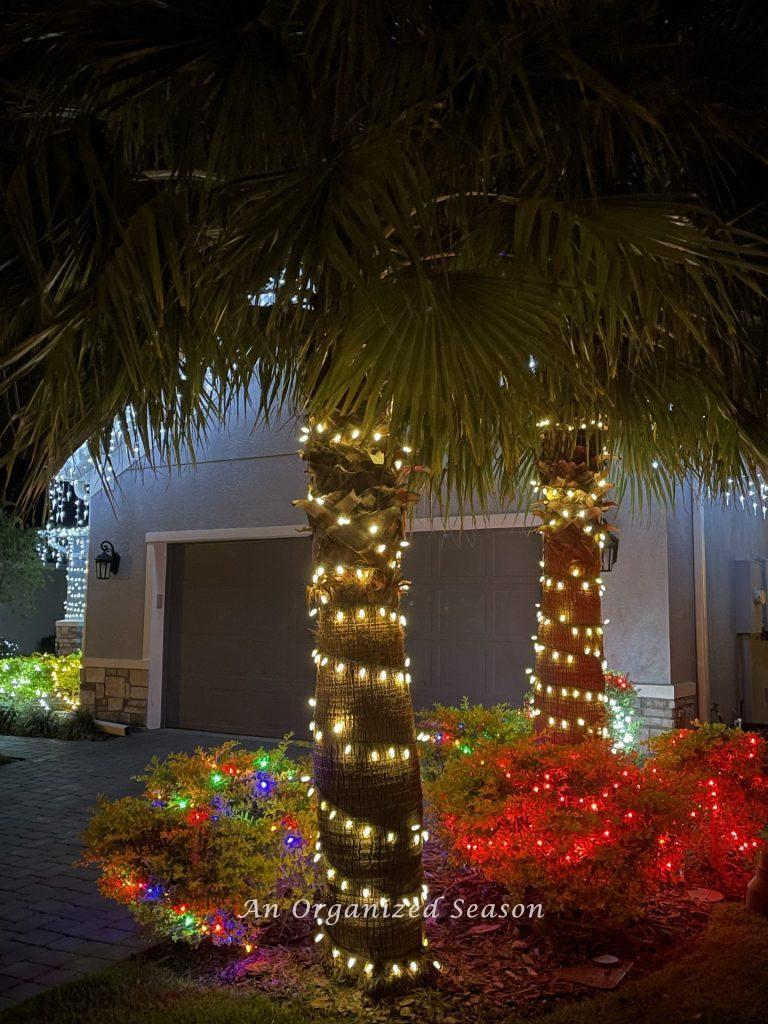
[144,840,719,1023]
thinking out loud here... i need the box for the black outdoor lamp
[95,541,121,579]
[601,531,619,573]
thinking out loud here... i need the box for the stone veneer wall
[637,683,697,743]
[55,619,83,655]
[80,664,149,727]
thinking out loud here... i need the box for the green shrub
[416,682,640,780]
[416,698,532,778]
[57,707,102,741]
[604,671,642,753]
[83,742,318,950]
[0,703,19,733]
[14,705,62,737]
[0,651,81,716]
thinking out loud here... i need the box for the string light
[527,418,614,743]
[296,417,427,985]
[42,475,90,621]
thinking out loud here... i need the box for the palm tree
[294,418,428,976]
[2,0,768,985]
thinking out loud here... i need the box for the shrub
[650,724,768,889]
[0,704,19,733]
[13,705,62,737]
[57,707,102,741]
[429,738,685,920]
[0,652,81,715]
[417,680,639,781]
[604,671,642,753]
[416,698,531,778]
[83,742,318,950]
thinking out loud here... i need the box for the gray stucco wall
[0,568,67,653]
[602,501,672,687]
[666,492,697,687]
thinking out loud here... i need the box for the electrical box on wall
[732,559,768,636]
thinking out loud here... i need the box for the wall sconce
[601,532,619,573]
[95,541,121,580]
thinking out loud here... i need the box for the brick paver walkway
[0,729,288,1009]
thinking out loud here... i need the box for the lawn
[2,905,766,1024]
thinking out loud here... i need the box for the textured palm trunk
[294,418,430,988]
[529,421,614,744]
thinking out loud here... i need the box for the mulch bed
[142,839,722,1023]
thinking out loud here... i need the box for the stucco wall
[666,492,697,687]
[602,501,672,687]
[0,568,67,653]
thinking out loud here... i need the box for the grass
[2,905,767,1024]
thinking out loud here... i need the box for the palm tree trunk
[294,418,429,987]
[528,421,614,744]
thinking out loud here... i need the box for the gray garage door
[162,529,540,738]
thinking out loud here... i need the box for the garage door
[162,528,540,738]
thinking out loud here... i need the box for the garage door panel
[405,639,435,709]
[437,531,487,577]
[406,529,539,711]
[491,641,535,705]
[179,593,243,634]
[435,641,489,701]
[490,529,540,575]
[180,661,249,692]
[437,585,489,636]
[492,587,539,637]
[164,539,315,737]
[284,635,316,677]
[163,529,540,737]
[173,688,223,728]
[180,635,259,677]
[403,532,433,579]
[402,589,430,633]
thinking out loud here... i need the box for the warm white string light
[297,420,432,984]
[527,418,615,741]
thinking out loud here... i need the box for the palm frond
[2,0,768,510]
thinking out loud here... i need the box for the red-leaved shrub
[651,724,768,890]
[429,739,684,919]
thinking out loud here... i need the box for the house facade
[77,402,768,740]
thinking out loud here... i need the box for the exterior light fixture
[95,541,120,580]
[601,533,619,573]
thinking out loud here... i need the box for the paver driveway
[0,728,287,1009]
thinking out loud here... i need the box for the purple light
[254,771,277,797]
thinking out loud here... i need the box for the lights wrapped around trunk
[527,418,616,744]
[295,417,433,988]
